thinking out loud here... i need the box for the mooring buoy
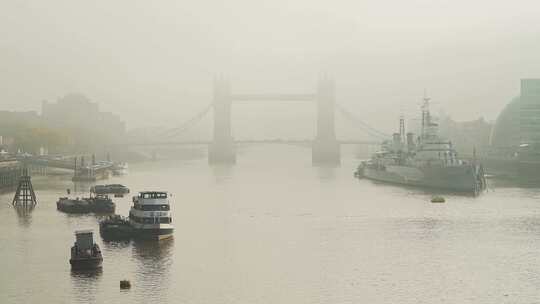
[120,280,131,289]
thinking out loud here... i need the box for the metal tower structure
[12,167,37,207]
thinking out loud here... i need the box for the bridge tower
[209,78,236,164]
[312,77,340,165]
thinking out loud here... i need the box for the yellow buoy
[431,196,446,203]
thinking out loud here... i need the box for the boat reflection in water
[13,205,35,228]
[132,239,174,301]
[70,267,103,303]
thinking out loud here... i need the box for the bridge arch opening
[209,77,340,165]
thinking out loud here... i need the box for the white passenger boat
[129,191,173,240]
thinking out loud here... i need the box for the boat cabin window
[159,217,172,224]
[130,214,172,224]
[134,204,170,211]
[140,192,167,199]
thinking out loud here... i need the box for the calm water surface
[2,145,540,303]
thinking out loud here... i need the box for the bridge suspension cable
[157,103,214,139]
[335,103,390,140]
[149,101,389,142]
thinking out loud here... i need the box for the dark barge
[57,194,115,214]
[91,184,130,196]
[99,215,133,241]
[70,230,103,270]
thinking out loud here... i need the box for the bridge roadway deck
[229,94,316,102]
[22,157,113,172]
[113,139,380,147]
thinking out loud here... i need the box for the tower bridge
[210,77,340,164]
[123,76,389,165]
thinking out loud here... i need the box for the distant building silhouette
[439,116,492,155]
[490,79,540,151]
[42,93,126,151]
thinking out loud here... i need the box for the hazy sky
[1,0,540,137]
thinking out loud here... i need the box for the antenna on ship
[399,115,405,143]
[421,89,431,138]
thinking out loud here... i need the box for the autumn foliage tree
[9,126,69,154]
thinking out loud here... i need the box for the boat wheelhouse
[129,191,173,240]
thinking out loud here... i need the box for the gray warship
[355,96,486,194]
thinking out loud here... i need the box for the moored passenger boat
[129,191,173,240]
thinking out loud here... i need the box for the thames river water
[2,145,540,303]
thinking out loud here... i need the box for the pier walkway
[0,159,21,189]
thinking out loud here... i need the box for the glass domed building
[489,97,520,150]
[490,79,540,150]
[486,79,540,181]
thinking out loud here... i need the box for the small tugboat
[69,230,103,270]
[99,215,133,241]
[129,191,174,240]
[57,194,115,214]
[91,184,130,196]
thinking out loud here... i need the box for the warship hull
[360,164,483,193]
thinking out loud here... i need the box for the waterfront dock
[0,159,21,190]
